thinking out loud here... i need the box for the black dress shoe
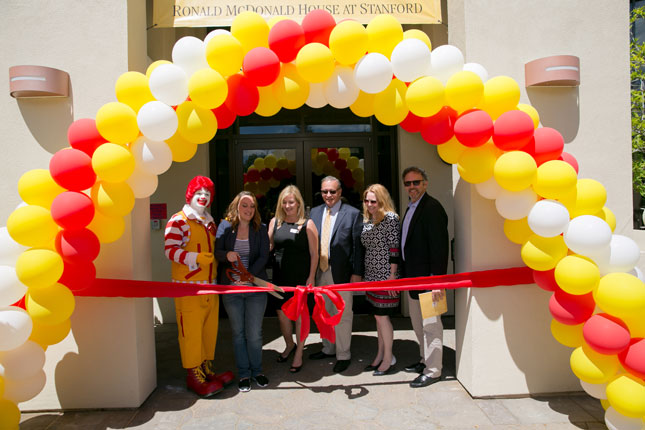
[364,362,381,372]
[333,360,350,373]
[404,362,426,374]
[373,365,396,376]
[309,351,335,360]
[410,374,441,388]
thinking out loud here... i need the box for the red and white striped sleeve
[164,213,194,266]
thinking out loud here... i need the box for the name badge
[289,228,299,234]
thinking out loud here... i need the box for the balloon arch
[1,9,645,430]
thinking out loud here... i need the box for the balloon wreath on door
[1,9,645,430]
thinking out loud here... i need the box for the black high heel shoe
[289,364,302,373]
[364,361,382,372]
[373,356,397,376]
[277,345,296,363]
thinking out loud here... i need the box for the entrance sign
[153,0,442,27]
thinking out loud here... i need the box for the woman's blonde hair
[275,185,306,227]
[362,184,397,224]
[225,191,261,231]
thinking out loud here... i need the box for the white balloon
[579,379,607,399]
[306,83,327,108]
[629,266,645,282]
[126,166,159,199]
[463,62,489,83]
[430,45,464,83]
[564,215,613,257]
[0,227,27,267]
[172,36,208,77]
[591,234,641,275]
[204,29,231,45]
[604,406,644,430]
[137,101,179,142]
[0,266,27,307]
[475,177,503,200]
[0,340,45,380]
[3,369,46,403]
[130,137,173,176]
[324,66,360,109]
[527,200,570,238]
[354,53,393,94]
[149,64,189,106]
[0,307,32,351]
[391,38,431,83]
[495,188,538,220]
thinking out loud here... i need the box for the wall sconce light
[9,65,70,98]
[525,55,580,87]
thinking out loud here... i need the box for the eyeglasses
[403,180,423,187]
[363,199,378,204]
[321,189,338,195]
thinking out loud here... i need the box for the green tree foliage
[632,6,645,198]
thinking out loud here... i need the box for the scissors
[225,255,285,299]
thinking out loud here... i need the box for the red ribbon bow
[281,285,345,343]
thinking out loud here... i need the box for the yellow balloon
[403,29,432,51]
[570,344,620,384]
[623,313,645,338]
[436,137,467,165]
[287,160,296,175]
[91,181,135,217]
[264,154,277,169]
[256,85,282,117]
[338,147,351,160]
[521,234,568,271]
[405,76,444,118]
[26,283,75,326]
[457,143,497,184]
[606,374,645,418]
[95,102,139,145]
[29,318,71,347]
[350,91,375,118]
[594,272,645,318]
[594,207,616,232]
[273,63,309,110]
[445,71,484,113]
[166,132,198,163]
[0,374,4,398]
[244,181,259,194]
[567,179,607,218]
[188,68,227,110]
[329,20,369,66]
[296,43,335,83]
[550,320,584,348]
[366,14,403,58]
[18,169,65,209]
[146,60,172,78]
[205,33,244,77]
[479,76,520,120]
[231,11,269,54]
[554,255,600,295]
[533,160,578,200]
[7,206,59,248]
[352,167,364,181]
[518,103,540,128]
[115,71,154,113]
[374,79,409,126]
[276,157,289,169]
[494,151,537,192]
[347,156,360,170]
[503,217,533,245]
[600,398,611,410]
[176,101,218,144]
[269,178,280,188]
[87,211,125,244]
[15,249,64,289]
[253,157,265,170]
[91,143,135,183]
[0,399,20,430]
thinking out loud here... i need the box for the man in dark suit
[400,166,449,388]
[308,176,364,373]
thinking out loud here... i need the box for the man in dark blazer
[400,166,449,388]
[308,176,364,373]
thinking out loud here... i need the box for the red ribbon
[280,285,345,343]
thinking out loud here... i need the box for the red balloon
[59,260,96,292]
[246,169,261,182]
[340,168,355,187]
[327,148,339,162]
[582,313,631,355]
[11,296,26,310]
[521,127,564,165]
[334,158,347,170]
[549,290,595,325]
[454,109,493,148]
[318,147,329,153]
[618,338,645,379]
[420,107,457,145]
[268,19,306,63]
[260,168,273,180]
[50,191,95,230]
[67,118,107,156]
[49,148,97,191]
[400,112,424,133]
[55,228,100,263]
[559,151,579,174]
[302,9,336,46]
[492,110,535,151]
[242,47,281,87]
[533,269,559,292]
[212,103,237,129]
[225,74,259,116]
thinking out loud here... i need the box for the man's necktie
[319,207,332,272]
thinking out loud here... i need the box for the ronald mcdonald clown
[164,176,233,396]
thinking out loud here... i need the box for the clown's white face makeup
[190,188,211,215]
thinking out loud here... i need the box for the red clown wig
[185,176,215,206]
